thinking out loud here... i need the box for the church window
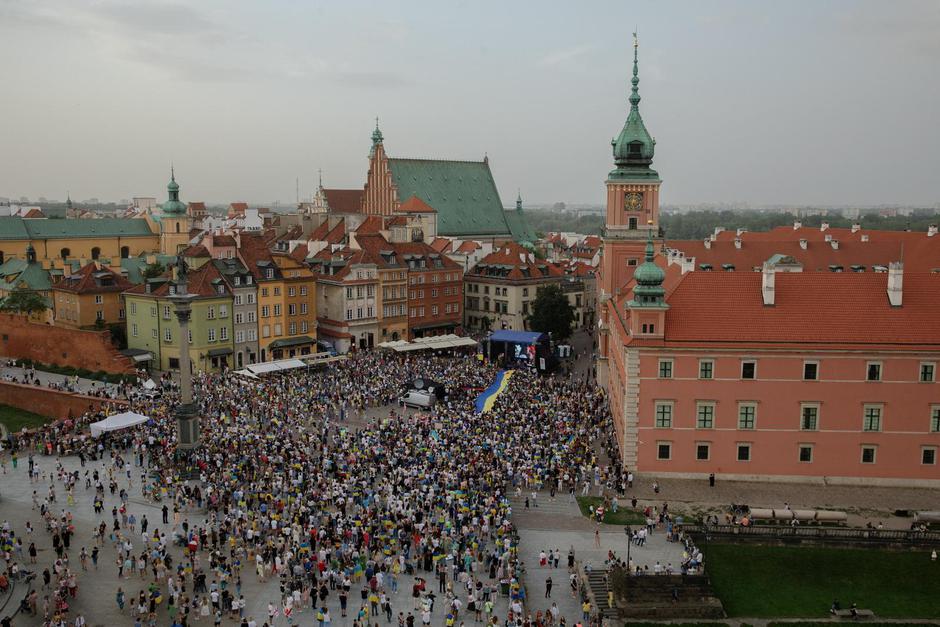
[91,247,101,260]
[628,217,638,230]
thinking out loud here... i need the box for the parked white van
[399,390,436,409]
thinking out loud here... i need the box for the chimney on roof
[799,239,808,250]
[793,221,802,230]
[734,237,742,249]
[929,225,938,237]
[861,234,869,242]
[680,256,695,274]
[887,262,903,307]
[824,233,832,242]
[736,228,747,236]
[714,226,725,236]
[851,223,861,233]
[830,239,839,250]
[820,222,830,232]
[761,262,776,306]
[704,238,712,250]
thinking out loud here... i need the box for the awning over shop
[207,347,233,357]
[234,358,308,377]
[268,335,316,350]
[379,334,478,352]
[121,348,153,363]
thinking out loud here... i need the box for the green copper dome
[610,35,659,182]
[629,227,666,306]
[162,168,186,215]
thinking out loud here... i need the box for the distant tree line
[526,209,939,240]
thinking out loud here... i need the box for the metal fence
[682,523,940,547]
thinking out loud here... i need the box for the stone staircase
[611,572,725,620]
[585,568,619,619]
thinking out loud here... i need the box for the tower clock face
[625,191,643,211]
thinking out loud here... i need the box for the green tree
[0,287,48,316]
[526,284,575,341]
[141,262,166,280]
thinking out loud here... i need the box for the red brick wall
[0,381,127,421]
[0,313,135,374]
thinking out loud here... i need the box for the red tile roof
[397,195,437,213]
[181,244,210,258]
[455,240,480,254]
[469,242,564,280]
[655,271,940,348]
[290,244,309,262]
[429,237,453,253]
[53,262,134,294]
[125,262,230,298]
[22,208,45,219]
[324,220,347,245]
[670,227,940,273]
[322,189,364,214]
[355,216,385,234]
[213,235,237,247]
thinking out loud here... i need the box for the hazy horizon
[1,0,938,207]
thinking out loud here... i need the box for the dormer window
[628,141,642,155]
[266,268,274,279]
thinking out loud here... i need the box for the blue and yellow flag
[474,370,514,413]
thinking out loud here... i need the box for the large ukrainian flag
[474,370,515,413]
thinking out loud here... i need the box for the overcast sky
[1,0,938,207]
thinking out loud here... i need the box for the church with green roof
[359,122,535,243]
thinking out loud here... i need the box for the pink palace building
[597,38,940,486]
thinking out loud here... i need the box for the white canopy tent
[90,411,150,438]
[381,334,478,352]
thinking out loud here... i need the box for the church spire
[609,32,658,180]
[630,32,641,109]
[372,117,383,145]
[516,189,523,212]
[629,221,666,307]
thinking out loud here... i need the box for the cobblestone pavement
[0,453,513,627]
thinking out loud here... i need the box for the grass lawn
[0,404,51,433]
[705,543,940,618]
[576,496,646,525]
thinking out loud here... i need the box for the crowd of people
[2,350,617,627]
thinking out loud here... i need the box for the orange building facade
[598,38,940,486]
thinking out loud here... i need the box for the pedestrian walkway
[511,493,684,622]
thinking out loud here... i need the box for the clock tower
[597,33,662,386]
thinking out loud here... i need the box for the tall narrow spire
[372,117,383,145]
[609,31,657,180]
[630,32,641,109]
[516,189,523,211]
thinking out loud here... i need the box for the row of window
[383,304,408,318]
[408,272,458,285]
[262,320,310,337]
[346,285,377,299]
[260,303,308,317]
[655,441,938,466]
[346,306,375,321]
[135,326,231,343]
[467,284,515,296]
[658,359,936,383]
[409,286,459,299]
[653,401,940,433]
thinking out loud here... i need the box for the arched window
[60,247,70,260]
[120,246,130,259]
[176,222,181,233]
[91,247,101,260]
[0,251,4,264]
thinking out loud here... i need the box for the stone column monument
[169,256,200,450]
